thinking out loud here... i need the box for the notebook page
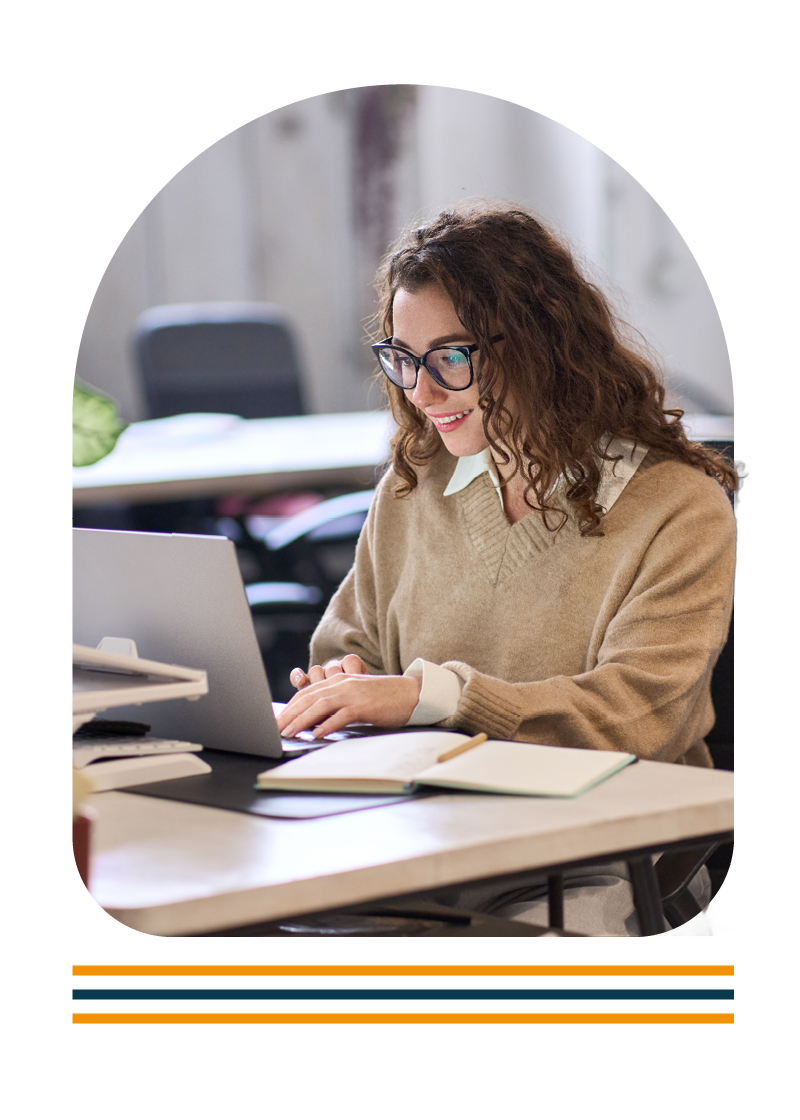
[257,731,470,786]
[415,740,636,797]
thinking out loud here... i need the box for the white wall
[414,87,607,263]
[77,97,364,420]
[412,87,732,413]
[603,158,732,412]
[76,85,733,423]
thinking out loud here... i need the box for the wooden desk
[72,411,395,507]
[71,412,731,508]
[87,758,733,936]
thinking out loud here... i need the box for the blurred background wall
[76,84,733,422]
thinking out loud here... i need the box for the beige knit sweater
[310,445,736,766]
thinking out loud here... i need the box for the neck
[487,440,547,525]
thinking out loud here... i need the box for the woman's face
[391,285,491,458]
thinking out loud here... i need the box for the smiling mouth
[429,409,473,427]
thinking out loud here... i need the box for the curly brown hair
[374,202,737,534]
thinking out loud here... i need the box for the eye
[430,349,469,371]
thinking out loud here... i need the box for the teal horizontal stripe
[73,989,734,1001]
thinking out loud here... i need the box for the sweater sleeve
[440,487,736,763]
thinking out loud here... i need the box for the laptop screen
[73,528,284,758]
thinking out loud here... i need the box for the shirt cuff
[403,658,465,725]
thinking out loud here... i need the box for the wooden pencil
[436,732,488,763]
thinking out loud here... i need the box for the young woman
[276,204,736,932]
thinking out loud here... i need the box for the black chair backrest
[702,438,735,771]
[135,302,306,420]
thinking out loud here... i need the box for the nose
[409,366,448,410]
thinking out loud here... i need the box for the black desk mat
[124,748,427,819]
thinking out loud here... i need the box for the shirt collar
[442,437,649,514]
[595,437,649,512]
[442,448,501,499]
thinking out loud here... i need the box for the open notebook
[256,731,636,797]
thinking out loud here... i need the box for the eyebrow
[391,333,474,350]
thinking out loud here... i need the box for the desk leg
[628,857,667,936]
[547,873,564,929]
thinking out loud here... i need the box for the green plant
[73,381,127,466]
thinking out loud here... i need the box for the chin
[440,431,490,458]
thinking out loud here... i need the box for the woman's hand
[277,672,421,738]
[289,654,368,691]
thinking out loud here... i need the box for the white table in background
[72,410,395,507]
[71,412,731,508]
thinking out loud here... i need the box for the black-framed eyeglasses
[372,334,504,391]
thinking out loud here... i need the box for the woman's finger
[276,687,320,731]
[304,708,359,738]
[289,668,310,690]
[278,674,370,735]
[324,663,346,679]
[307,664,327,684]
[277,676,343,731]
[278,674,420,737]
[341,654,368,675]
[280,692,349,737]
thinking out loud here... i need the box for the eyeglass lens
[377,347,472,390]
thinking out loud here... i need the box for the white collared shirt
[403,438,649,724]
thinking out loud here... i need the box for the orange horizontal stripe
[73,965,734,977]
[74,1013,734,1025]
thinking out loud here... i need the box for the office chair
[129,303,376,697]
[651,434,736,927]
[131,300,326,580]
[246,489,375,594]
[243,490,375,700]
[127,299,313,532]
[134,301,307,420]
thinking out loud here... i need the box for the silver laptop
[73,528,286,758]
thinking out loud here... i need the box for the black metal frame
[191,829,733,938]
[539,832,732,936]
